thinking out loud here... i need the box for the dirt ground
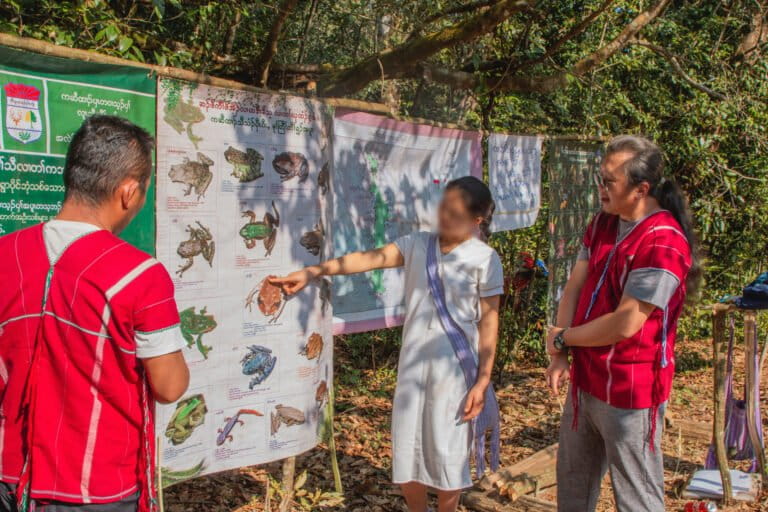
[164,338,768,511]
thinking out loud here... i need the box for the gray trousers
[557,388,666,512]
[0,483,138,512]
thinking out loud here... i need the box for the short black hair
[63,115,154,205]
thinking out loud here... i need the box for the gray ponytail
[606,135,702,301]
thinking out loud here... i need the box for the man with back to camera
[0,115,189,512]
[545,135,699,511]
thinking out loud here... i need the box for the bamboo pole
[157,436,165,512]
[743,311,766,481]
[326,389,343,493]
[279,456,296,512]
[712,308,732,504]
[0,32,391,116]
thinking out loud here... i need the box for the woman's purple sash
[426,234,501,477]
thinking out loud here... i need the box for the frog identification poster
[0,45,156,253]
[488,133,542,232]
[155,78,333,483]
[331,109,482,334]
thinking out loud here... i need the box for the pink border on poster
[334,109,484,179]
[332,109,484,335]
[332,314,405,336]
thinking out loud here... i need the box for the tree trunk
[255,0,302,87]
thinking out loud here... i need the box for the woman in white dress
[273,176,504,512]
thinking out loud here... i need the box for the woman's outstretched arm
[271,243,404,295]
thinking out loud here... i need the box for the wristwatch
[553,329,568,352]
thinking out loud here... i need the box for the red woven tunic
[0,224,180,511]
[570,211,691,420]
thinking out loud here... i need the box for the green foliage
[4,0,766,363]
[267,470,344,510]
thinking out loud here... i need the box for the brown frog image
[300,333,324,360]
[270,405,306,435]
[300,220,324,256]
[317,162,329,195]
[272,152,309,183]
[169,152,214,200]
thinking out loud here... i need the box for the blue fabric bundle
[736,272,768,309]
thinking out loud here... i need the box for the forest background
[2,0,767,374]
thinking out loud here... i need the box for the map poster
[546,139,603,322]
[331,109,483,334]
[155,78,333,483]
[488,133,543,232]
[0,45,156,253]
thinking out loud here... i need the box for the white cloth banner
[155,78,333,482]
[331,109,483,335]
[489,134,542,232]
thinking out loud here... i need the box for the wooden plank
[665,415,711,443]
[463,491,557,511]
[483,444,558,501]
[712,309,732,504]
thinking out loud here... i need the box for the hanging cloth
[705,314,763,472]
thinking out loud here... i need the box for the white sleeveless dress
[391,231,504,490]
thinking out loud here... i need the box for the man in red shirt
[545,135,699,511]
[0,115,189,512]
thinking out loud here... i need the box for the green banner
[546,139,604,322]
[0,46,156,253]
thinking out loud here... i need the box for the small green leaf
[153,0,165,18]
[104,25,119,43]
[118,36,133,53]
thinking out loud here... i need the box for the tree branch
[297,0,319,63]
[422,0,672,94]
[633,38,727,100]
[224,9,242,55]
[461,0,614,73]
[317,0,536,96]
[409,0,498,39]
[734,2,768,64]
[254,0,302,87]
[514,0,615,71]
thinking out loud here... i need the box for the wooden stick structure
[711,306,732,504]
[710,304,767,503]
[279,456,296,512]
[744,311,766,477]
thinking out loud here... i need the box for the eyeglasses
[594,173,616,188]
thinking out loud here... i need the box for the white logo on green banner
[4,83,43,144]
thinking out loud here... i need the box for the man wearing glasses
[545,135,699,511]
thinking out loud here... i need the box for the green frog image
[165,394,207,446]
[225,146,264,183]
[239,201,280,256]
[179,306,216,359]
[164,97,205,149]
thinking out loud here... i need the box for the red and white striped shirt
[0,222,182,511]
[570,210,692,411]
